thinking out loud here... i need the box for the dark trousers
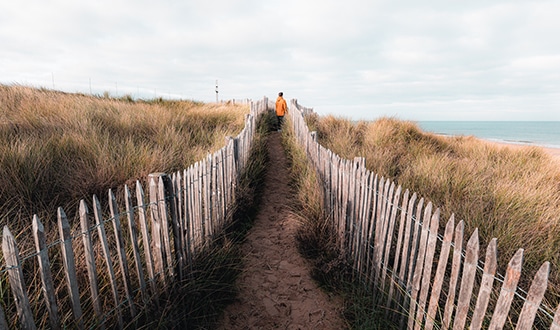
[277,115,284,130]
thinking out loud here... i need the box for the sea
[417,121,560,149]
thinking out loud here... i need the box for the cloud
[1,0,559,120]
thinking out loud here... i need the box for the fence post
[136,181,157,293]
[161,173,183,280]
[2,226,36,330]
[57,207,84,329]
[32,215,61,330]
[149,173,166,284]
[78,200,104,326]
[108,189,136,317]
[149,173,179,281]
[93,195,124,328]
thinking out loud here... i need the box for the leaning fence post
[58,208,84,328]
[32,215,61,330]
[79,200,104,327]
[108,189,136,317]
[2,226,36,330]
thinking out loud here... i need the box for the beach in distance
[418,121,560,160]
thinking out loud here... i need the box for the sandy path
[217,131,346,330]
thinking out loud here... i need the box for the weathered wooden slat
[218,149,227,228]
[135,181,157,293]
[78,201,104,327]
[515,261,550,329]
[164,173,182,280]
[347,158,358,260]
[32,216,60,330]
[341,159,349,253]
[381,184,402,293]
[442,220,465,330]
[397,192,417,287]
[373,178,390,287]
[407,202,433,330]
[470,238,498,330]
[387,189,410,308]
[108,189,137,317]
[361,172,376,283]
[414,208,441,330]
[157,176,175,278]
[195,162,204,248]
[424,214,455,330]
[212,154,220,234]
[176,170,187,274]
[202,157,211,244]
[358,170,373,281]
[352,158,366,276]
[2,226,37,330]
[185,166,194,251]
[173,172,183,255]
[395,192,417,314]
[453,229,479,330]
[488,248,524,330]
[124,185,147,302]
[406,197,425,290]
[149,175,165,282]
[93,195,124,329]
[57,208,84,328]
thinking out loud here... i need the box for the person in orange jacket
[275,92,287,131]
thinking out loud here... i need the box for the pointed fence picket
[287,99,560,329]
[0,98,268,328]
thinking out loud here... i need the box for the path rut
[217,131,346,329]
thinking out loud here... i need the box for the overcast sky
[1,0,559,121]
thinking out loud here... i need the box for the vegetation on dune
[0,84,248,227]
[306,113,560,300]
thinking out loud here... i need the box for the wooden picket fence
[0,97,270,329]
[287,99,560,329]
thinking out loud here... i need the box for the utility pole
[215,80,218,103]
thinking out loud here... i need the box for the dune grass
[0,84,248,229]
[305,113,560,300]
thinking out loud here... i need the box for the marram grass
[0,84,248,227]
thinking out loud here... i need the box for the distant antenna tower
[215,80,219,102]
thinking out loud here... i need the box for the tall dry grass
[0,84,248,227]
[307,114,560,297]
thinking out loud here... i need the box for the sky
[1,0,559,121]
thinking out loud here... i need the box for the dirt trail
[217,131,347,329]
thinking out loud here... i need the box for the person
[275,92,287,131]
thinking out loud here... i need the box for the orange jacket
[276,96,287,116]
